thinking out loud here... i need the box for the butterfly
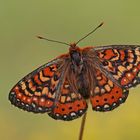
[9,23,140,121]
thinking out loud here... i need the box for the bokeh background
[1,0,140,140]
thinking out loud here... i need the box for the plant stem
[78,112,87,140]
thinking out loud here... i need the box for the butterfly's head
[69,42,80,51]
[69,42,77,48]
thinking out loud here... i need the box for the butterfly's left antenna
[37,35,70,46]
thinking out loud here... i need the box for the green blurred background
[1,0,140,140]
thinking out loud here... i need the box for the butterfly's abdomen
[77,72,90,99]
[78,87,90,99]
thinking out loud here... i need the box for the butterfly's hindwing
[48,78,88,121]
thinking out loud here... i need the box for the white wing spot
[104,104,110,109]
[113,103,117,107]
[63,115,67,118]
[119,98,123,102]
[70,112,76,117]
[56,113,60,117]
[96,106,101,110]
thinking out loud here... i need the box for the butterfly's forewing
[9,58,65,113]
[48,78,88,121]
[89,45,140,111]
[94,45,140,89]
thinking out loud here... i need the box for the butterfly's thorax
[69,44,85,74]
[70,50,83,73]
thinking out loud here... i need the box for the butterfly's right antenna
[37,35,70,46]
[76,22,104,45]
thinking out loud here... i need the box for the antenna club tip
[99,22,104,27]
[36,35,44,39]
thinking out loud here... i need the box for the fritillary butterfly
[9,23,140,121]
